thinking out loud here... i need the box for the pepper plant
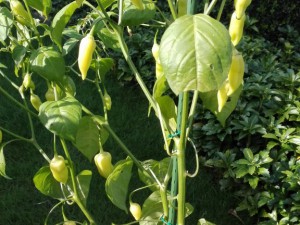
[0,0,251,224]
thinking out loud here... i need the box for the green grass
[0,73,255,225]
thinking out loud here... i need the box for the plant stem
[60,139,98,225]
[167,0,177,20]
[217,0,227,21]
[205,0,218,15]
[177,91,189,225]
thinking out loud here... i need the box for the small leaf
[33,166,64,199]
[121,0,156,26]
[0,7,13,42]
[39,97,82,142]
[138,158,170,191]
[0,142,13,179]
[153,74,168,99]
[243,148,254,162]
[156,96,177,131]
[75,116,100,161]
[90,58,114,81]
[248,177,259,189]
[235,165,249,178]
[97,28,121,51]
[75,170,92,206]
[105,158,133,213]
[27,0,52,18]
[62,38,79,56]
[51,2,78,49]
[160,14,232,95]
[12,45,27,66]
[199,85,242,126]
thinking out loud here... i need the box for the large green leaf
[105,158,133,213]
[27,0,52,18]
[121,0,156,26]
[39,97,82,142]
[30,46,66,83]
[159,14,232,95]
[0,7,13,42]
[199,85,242,126]
[138,158,170,191]
[51,2,78,49]
[33,166,64,199]
[75,116,100,161]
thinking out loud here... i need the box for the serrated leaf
[51,2,78,49]
[235,165,249,178]
[75,116,100,161]
[105,158,133,213]
[33,166,64,199]
[0,7,13,42]
[248,177,259,189]
[243,148,254,162]
[39,97,82,142]
[160,14,232,95]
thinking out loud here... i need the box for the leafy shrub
[192,26,300,224]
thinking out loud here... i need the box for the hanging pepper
[234,0,252,19]
[229,11,246,46]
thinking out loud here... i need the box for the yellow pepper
[94,151,114,178]
[217,81,229,112]
[30,93,42,111]
[229,11,246,46]
[227,49,245,96]
[234,0,252,19]
[50,155,69,184]
[78,34,96,80]
[130,202,142,220]
[10,0,31,27]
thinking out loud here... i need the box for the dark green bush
[192,25,300,224]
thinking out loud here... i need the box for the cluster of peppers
[217,0,252,112]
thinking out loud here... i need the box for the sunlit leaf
[0,7,13,42]
[160,14,232,95]
[51,2,78,49]
[75,116,100,161]
[39,97,82,142]
[105,158,133,213]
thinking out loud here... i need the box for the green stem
[204,0,218,15]
[177,0,187,17]
[217,0,227,21]
[186,90,198,138]
[167,0,177,20]
[160,188,169,219]
[0,126,29,142]
[60,139,98,225]
[177,91,189,225]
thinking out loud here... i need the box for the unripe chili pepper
[45,87,55,101]
[23,73,35,90]
[229,11,246,46]
[217,81,229,112]
[94,151,114,178]
[0,129,2,143]
[234,0,252,19]
[30,93,42,111]
[10,0,31,27]
[78,34,96,80]
[227,49,244,96]
[104,92,112,110]
[130,202,142,220]
[50,155,68,184]
[131,0,144,10]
